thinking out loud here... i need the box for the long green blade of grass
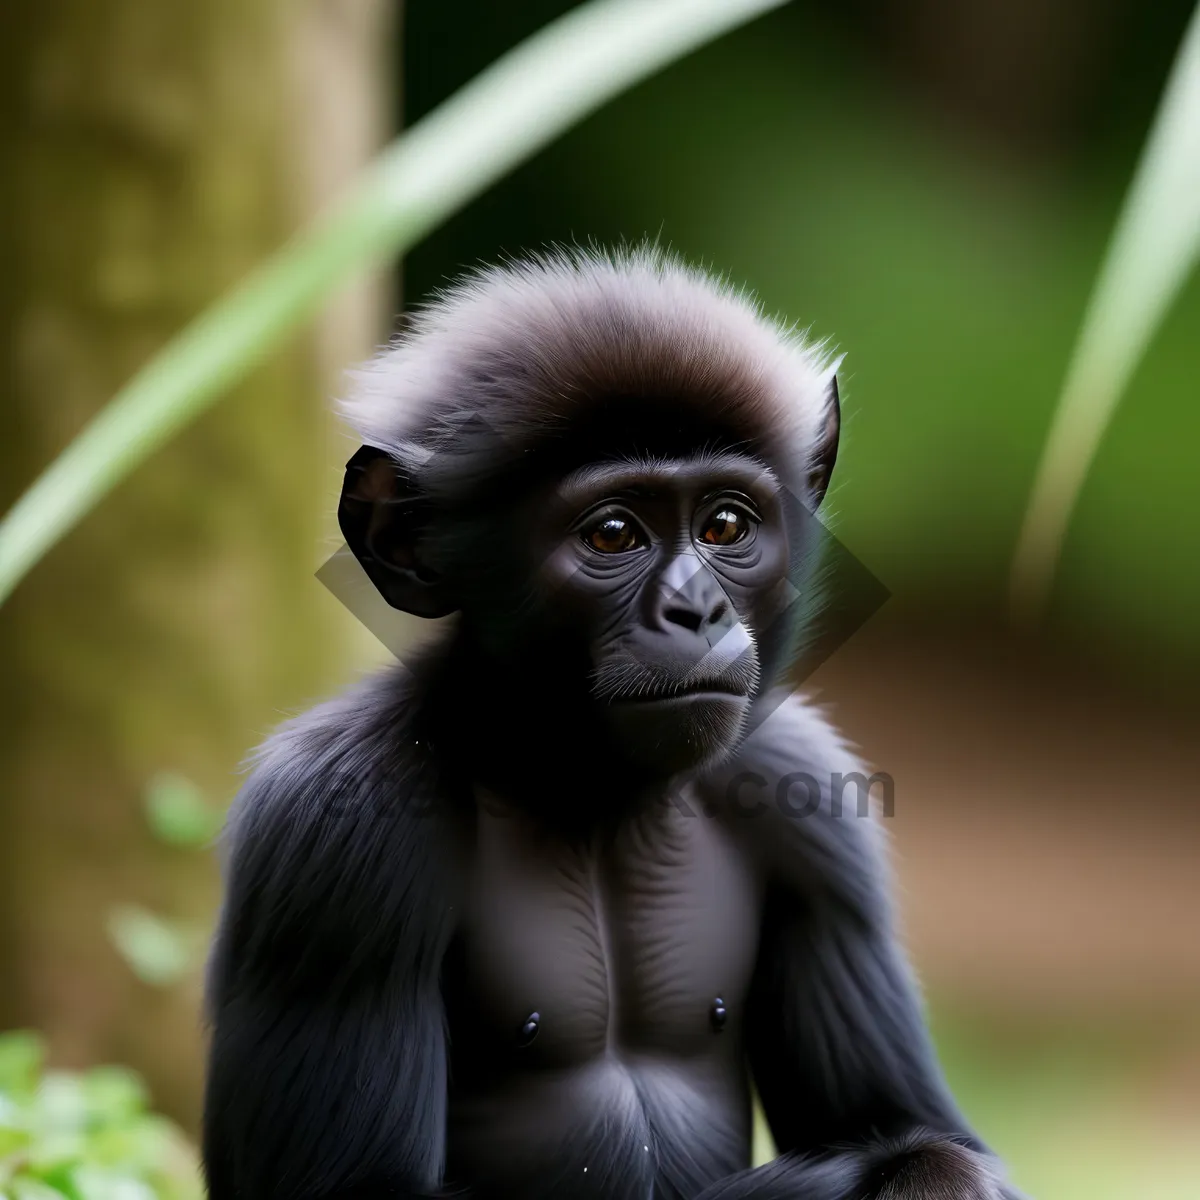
[1009,1,1200,623]
[0,0,788,606]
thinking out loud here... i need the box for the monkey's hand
[695,1130,1019,1200]
[857,1132,1007,1199]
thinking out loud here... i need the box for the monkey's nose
[663,598,729,634]
[653,554,734,637]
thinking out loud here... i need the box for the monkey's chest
[444,797,761,1069]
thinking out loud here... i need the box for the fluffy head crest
[340,248,836,501]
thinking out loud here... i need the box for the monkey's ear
[338,446,457,618]
[808,375,840,508]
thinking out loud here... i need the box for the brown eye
[585,516,643,554]
[701,508,750,547]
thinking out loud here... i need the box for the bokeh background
[1,2,1198,1198]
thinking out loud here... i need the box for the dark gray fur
[340,247,838,503]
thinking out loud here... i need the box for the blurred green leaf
[141,775,222,849]
[9,1180,72,1200]
[78,1073,147,1133]
[35,1076,87,1137]
[1011,1,1200,621]
[20,1162,81,1200]
[0,0,788,607]
[71,1168,156,1200]
[104,909,201,989]
[0,1033,43,1101]
[0,1040,201,1200]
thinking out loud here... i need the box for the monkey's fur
[203,250,1023,1200]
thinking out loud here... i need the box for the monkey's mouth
[608,678,750,705]
[592,640,762,708]
[598,666,757,772]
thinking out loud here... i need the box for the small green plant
[0,1031,203,1200]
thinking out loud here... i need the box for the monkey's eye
[700,507,753,547]
[584,515,646,554]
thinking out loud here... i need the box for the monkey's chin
[604,691,751,777]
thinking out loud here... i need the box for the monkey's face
[520,452,792,776]
[339,441,805,782]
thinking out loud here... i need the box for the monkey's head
[338,250,839,782]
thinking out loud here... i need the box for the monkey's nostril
[663,606,704,633]
[709,600,729,626]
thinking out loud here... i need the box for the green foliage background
[406,5,1200,685]
[1,3,1198,1198]
[0,1033,201,1200]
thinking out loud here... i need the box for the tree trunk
[0,0,392,1128]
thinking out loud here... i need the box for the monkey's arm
[698,696,1026,1200]
[203,679,456,1200]
[727,888,1020,1200]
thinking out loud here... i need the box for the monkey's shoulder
[209,668,457,993]
[222,666,448,869]
[702,692,892,913]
